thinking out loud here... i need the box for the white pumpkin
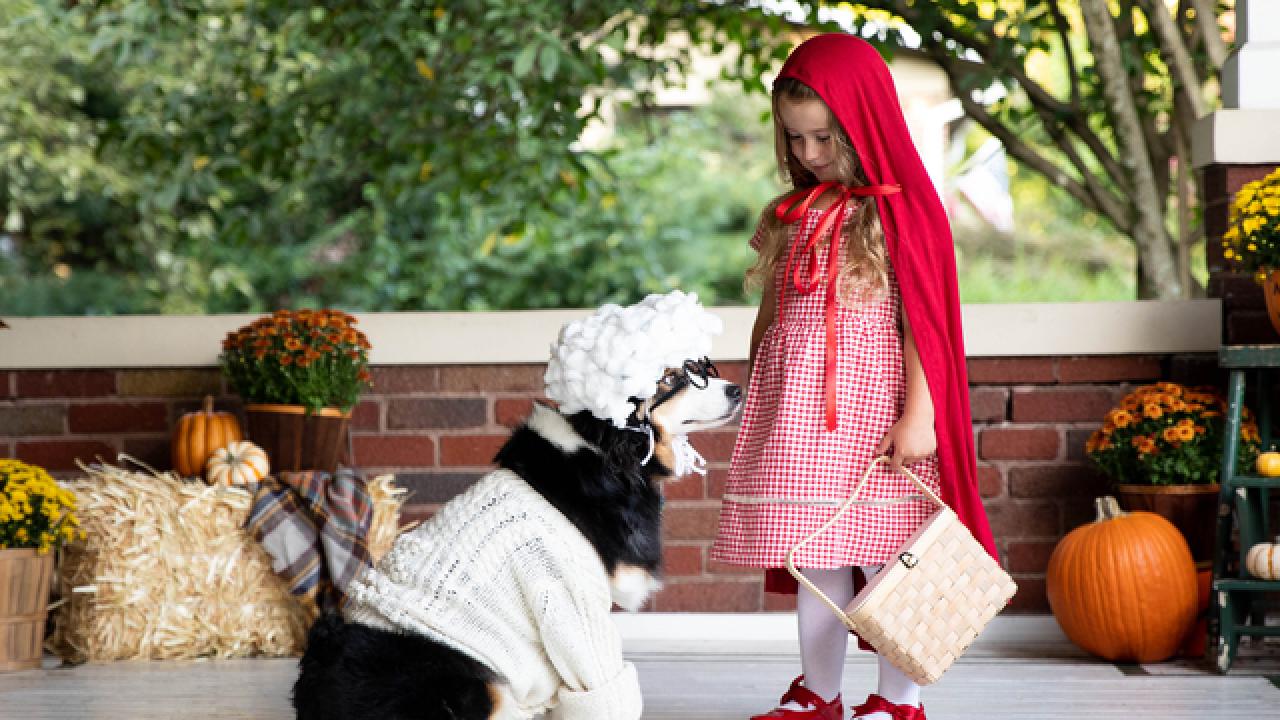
[1245,541,1280,581]
[205,440,270,485]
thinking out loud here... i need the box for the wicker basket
[787,457,1017,685]
[0,548,54,672]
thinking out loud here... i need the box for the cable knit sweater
[343,468,642,720]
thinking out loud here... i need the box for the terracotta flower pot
[1114,483,1219,567]
[244,404,351,474]
[1263,270,1280,337]
[0,548,54,672]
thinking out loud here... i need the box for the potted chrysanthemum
[219,309,372,474]
[1221,167,1280,335]
[1085,381,1259,564]
[1,458,84,671]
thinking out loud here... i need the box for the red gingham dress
[710,208,942,569]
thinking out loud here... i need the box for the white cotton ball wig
[544,290,723,428]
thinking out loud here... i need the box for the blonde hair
[745,77,889,305]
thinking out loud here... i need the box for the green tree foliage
[811,0,1232,298]
[1,1,1231,313]
[0,0,788,313]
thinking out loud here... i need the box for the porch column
[1193,0,1280,343]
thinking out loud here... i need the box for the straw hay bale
[48,461,405,662]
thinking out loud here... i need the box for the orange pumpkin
[1256,448,1280,477]
[1046,496,1197,663]
[171,395,243,478]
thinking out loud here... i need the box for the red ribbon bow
[774,181,902,431]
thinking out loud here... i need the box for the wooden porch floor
[2,616,1277,719]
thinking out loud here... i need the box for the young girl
[710,34,998,720]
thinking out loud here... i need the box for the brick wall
[1203,162,1280,344]
[1,352,1220,613]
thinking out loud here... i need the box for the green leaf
[513,42,538,78]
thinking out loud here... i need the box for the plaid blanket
[246,468,373,613]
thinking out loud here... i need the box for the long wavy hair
[745,77,889,305]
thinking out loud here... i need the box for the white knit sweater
[344,468,642,720]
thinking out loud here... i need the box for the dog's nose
[726,384,742,401]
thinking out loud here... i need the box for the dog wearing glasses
[294,292,741,720]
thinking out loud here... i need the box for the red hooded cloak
[768,33,998,570]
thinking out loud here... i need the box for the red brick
[495,398,535,427]
[3,371,12,400]
[662,503,721,540]
[389,398,486,430]
[1011,388,1119,422]
[650,579,760,612]
[978,463,1004,498]
[662,472,705,500]
[663,545,703,576]
[979,427,1059,461]
[763,591,798,611]
[121,436,172,472]
[985,501,1059,539]
[967,358,1056,384]
[15,440,118,471]
[690,430,736,463]
[350,400,380,431]
[717,361,749,388]
[439,434,507,466]
[0,405,65,435]
[1006,575,1048,613]
[438,365,545,392]
[1227,310,1277,345]
[1008,464,1108,499]
[16,370,115,398]
[1216,273,1266,311]
[350,435,435,467]
[1065,427,1096,462]
[118,370,220,397]
[1006,540,1058,573]
[68,402,168,433]
[707,559,763,575]
[1058,356,1163,383]
[706,465,729,499]
[369,366,439,393]
[395,472,484,504]
[969,387,1008,422]
[399,504,440,527]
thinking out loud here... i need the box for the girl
[709,34,998,720]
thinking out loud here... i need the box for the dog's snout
[725,384,743,401]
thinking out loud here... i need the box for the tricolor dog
[293,291,742,720]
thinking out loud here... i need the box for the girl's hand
[876,412,937,473]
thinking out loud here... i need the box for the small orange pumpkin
[1256,447,1280,477]
[1046,496,1198,663]
[205,441,270,485]
[172,395,243,478]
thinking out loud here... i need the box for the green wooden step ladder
[1212,345,1280,673]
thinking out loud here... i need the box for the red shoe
[750,676,843,720]
[852,693,926,720]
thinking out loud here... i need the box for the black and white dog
[293,357,741,720]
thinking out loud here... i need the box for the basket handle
[784,456,945,623]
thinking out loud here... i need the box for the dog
[293,317,741,720]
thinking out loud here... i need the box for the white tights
[782,566,921,716]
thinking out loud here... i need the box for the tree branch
[1138,0,1207,118]
[1079,0,1182,296]
[1189,0,1229,70]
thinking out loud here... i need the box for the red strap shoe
[852,693,927,720]
[749,675,844,720]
